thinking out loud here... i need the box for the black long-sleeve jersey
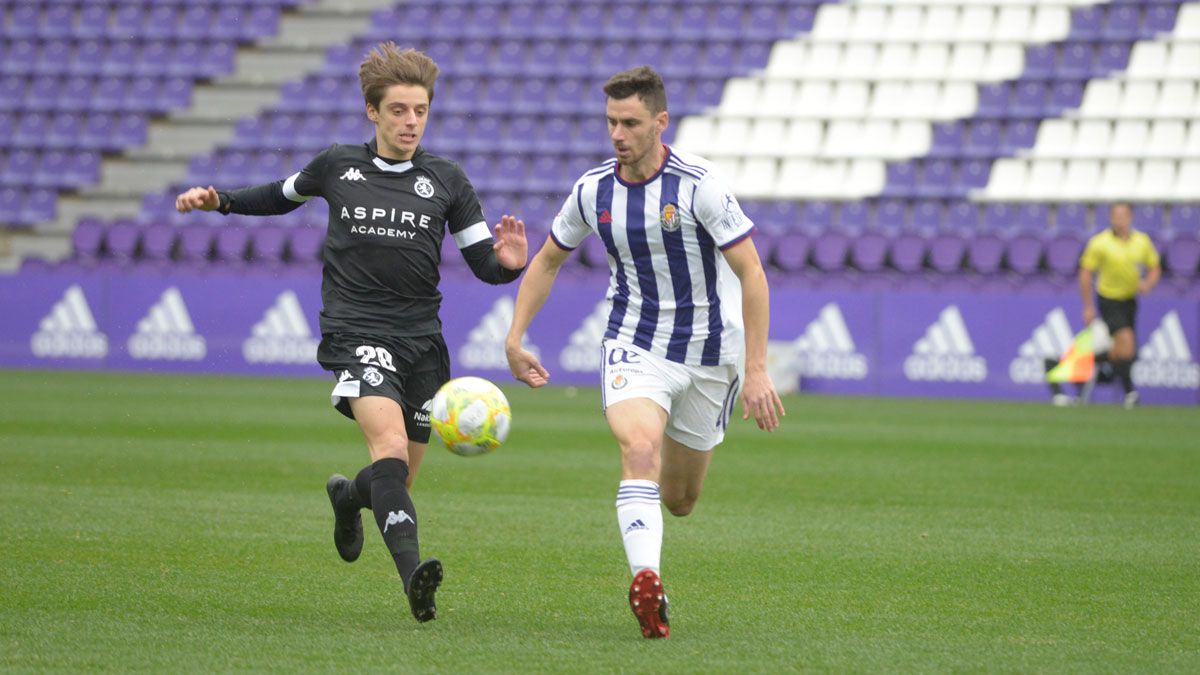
[217,139,522,337]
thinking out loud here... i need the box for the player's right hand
[506,343,550,388]
[175,185,220,213]
[1082,305,1096,325]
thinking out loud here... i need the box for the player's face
[367,84,430,161]
[1110,204,1132,237]
[606,95,667,172]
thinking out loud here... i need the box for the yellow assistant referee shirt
[1079,229,1160,301]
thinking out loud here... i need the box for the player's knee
[366,432,410,463]
[621,438,659,475]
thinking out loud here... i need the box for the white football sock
[616,479,663,576]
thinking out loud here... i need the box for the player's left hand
[741,368,785,432]
[493,215,528,271]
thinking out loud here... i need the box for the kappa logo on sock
[624,519,649,535]
[384,510,414,532]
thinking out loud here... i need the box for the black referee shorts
[1097,295,1138,334]
[317,332,450,443]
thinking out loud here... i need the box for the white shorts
[601,339,742,451]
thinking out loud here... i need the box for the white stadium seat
[812,4,852,41]
[758,80,796,116]
[733,158,779,199]
[828,81,871,118]
[1119,81,1159,118]
[775,158,815,198]
[1030,6,1071,42]
[1060,160,1102,200]
[912,43,951,80]
[993,6,1032,42]
[1136,160,1177,200]
[794,81,834,119]
[983,44,1024,82]
[982,159,1028,200]
[847,160,886,197]
[1031,119,1075,158]
[765,41,806,78]
[1175,3,1200,39]
[673,117,714,156]
[719,78,760,116]
[711,118,752,156]
[745,119,788,157]
[1176,161,1200,199]
[1098,160,1140,197]
[921,6,960,41]
[1126,42,1170,80]
[877,44,916,80]
[850,5,889,42]
[1185,123,1200,158]
[894,121,933,157]
[1078,80,1122,118]
[1110,121,1150,158]
[841,44,879,79]
[948,44,986,81]
[1026,160,1066,200]
[1074,120,1113,157]
[937,83,977,120]
[888,6,924,41]
[1167,43,1200,79]
[1145,121,1187,158]
[1157,81,1195,117]
[781,120,824,157]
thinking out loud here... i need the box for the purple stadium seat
[841,202,870,234]
[917,161,955,199]
[976,84,1010,118]
[1145,6,1178,35]
[1001,121,1038,154]
[928,122,965,158]
[771,232,810,273]
[140,223,177,263]
[210,225,249,265]
[1050,80,1085,113]
[249,225,288,266]
[957,160,991,193]
[1058,43,1094,79]
[874,199,908,234]
[105,220,141,263]
[851,234,889,273]
[1071,6,1105,40]
[177,224,215,265]
[1103,5,1141,41]
[1096,43,1131,74]
[965,121,1001,158]
[288,226,325,266]
[6,151,37,186]
[1011,82,1048,118]
[72,218,105,261]
[1014,204,1051,236]
[1132,204,1166,234]
[1055,203,1090,232]
[929,235,967,273]
[812,233,849,271]
[745,5,781,39]
[947,201,980,233]
[782,5,817,34]
[967,236,1005,274]
[1170,206,1200,235]
[21,189,56,224]
[74,8,109,41]
[801,201,834,234]
[890,235,926,273]
[882,162,917,197]
[0,189,24,226]
[1165,238,1200,278]
[1045,233,1085,275]
[1023,45,1056,79]
[1005,235,1044,274]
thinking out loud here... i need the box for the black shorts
[317,332,450,443]
[1097,296,1137,334]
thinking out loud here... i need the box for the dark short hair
[602,66,668,115]
[359,41,439,109]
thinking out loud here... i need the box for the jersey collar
[366,139,420,173]
[615,144,670,187]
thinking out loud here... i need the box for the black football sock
[1095,351,1109,365]
[1114,359,1134,394]
[347,465,373,510]
[370,458,421,589]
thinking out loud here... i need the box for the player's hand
[1137,280,1153,295]
[493,215,528,271]
[1082,305,1096,325]
[506,342,550,388]
[175,186,220,213]
[740,368,785,432]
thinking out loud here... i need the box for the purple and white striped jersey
[550,146,756,367]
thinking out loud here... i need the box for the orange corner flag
[1046,326,1095,384]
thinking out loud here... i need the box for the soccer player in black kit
[175,42,528,623]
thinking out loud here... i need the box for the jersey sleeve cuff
[718,226,756,251]
[549,230,577,251]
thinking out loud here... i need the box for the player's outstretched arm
[492,215,528,271]
[175,186,220,213]
[505,237,571,388]
[723,238,785,432]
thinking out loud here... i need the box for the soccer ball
[429,376,511,457]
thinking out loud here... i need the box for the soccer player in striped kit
[505,66,785,638]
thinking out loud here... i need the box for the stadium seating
[0,0,1195,290]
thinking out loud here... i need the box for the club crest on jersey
[660,203,681,231]
[414,175,435,199]
[362,366,384,387]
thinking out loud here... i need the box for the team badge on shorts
[612,374,629,390]
[362,366,385,387]
[414,175,435,199]
[660,203,681,231]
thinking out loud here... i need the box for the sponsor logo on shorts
[611,374,628,390]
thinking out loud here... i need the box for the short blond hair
[359,41,439,109]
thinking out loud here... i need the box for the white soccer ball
[429,376,511,457]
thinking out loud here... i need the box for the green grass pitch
[2,369,1197,673]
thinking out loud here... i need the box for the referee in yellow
[1078,202,1161,408]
